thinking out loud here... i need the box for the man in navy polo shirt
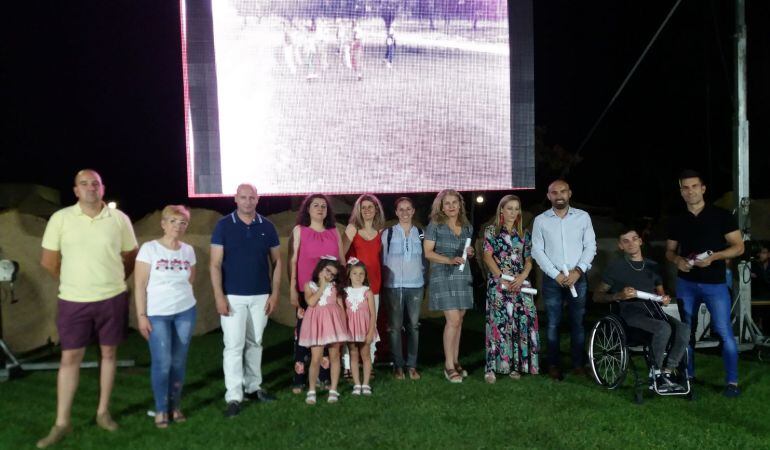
[210,183,282,417]
[665,170,744,397]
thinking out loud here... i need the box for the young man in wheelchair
[594,229,689,393]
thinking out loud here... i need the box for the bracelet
[139,313,148,317]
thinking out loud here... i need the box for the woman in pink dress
[290,194,344,393]
[298,258,349,404]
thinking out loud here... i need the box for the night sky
[2,1,768,225]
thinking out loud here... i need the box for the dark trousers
[622,308,689,370]
[542,276,587,369]
[293,314,330,387]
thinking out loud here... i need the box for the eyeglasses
[165,218,189,226]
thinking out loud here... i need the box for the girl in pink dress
[342,258,378,396]
[298,258,349,405]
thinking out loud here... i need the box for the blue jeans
[148,306,196,413]
[382,287,423,369]
[676,278,738,384]
[542,276,587,369]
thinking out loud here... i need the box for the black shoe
[245,389,275,403]
[723,384,741,398]
[656,373,684,393]
[571,367,588,378]
[224,401,241,418]
[548,367,564,381]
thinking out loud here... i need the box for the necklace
[625,256,645,272]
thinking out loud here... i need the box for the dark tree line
[261,0,506,26]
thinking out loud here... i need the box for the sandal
[155,412,169,429]
[485,372,497,384]
[444,368,463,383]
[455,364,468,378]
[96,412,119,432]
[352,384,362,395]
[36,424,73,448]
[408,368,421,380]
[305,391,317,405]
[393,368,405,380]
[291,386,304,395]
[361,385,372,396]
[343,369,352,380]
[509,371,521,380]
[172,410,187,423]
[327,390,340,403]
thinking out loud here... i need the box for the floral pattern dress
[484,225,539,375]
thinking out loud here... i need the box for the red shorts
[56,292,128,350]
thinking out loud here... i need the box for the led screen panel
[181,0,534,196]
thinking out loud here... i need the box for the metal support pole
[732,0,764,347]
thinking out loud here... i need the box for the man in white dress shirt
[532,180,596,381]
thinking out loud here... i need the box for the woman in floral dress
[482,195,539,382]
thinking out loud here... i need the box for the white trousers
[343,294,379,370]
[221,294,269,402]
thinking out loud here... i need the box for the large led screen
[181,0,534,196]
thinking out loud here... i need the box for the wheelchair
[588,311,694,404]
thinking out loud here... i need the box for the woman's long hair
[296,193,336,229]
[429,189,469,226]
[494,195,524,237]
[348,193,385,230]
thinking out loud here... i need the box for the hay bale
[751,199,770,241]
[714,193,769,241]
[268,211,302,327]
[0,183,61,218]
[0,210,59,352]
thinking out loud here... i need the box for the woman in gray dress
[424,189,475,383]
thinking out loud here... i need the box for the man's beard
[552,200,568,210]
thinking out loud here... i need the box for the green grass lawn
[2,311,769,449]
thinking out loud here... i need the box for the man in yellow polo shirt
[36,169,138,449]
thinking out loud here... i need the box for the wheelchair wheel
[588,315,629,389]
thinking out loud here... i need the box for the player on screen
[351,20,363,81]
[384,32,396,68]
[337,19,352,70]
[283,21,297,75]
[305,19,319,80]
[315,17,329,71]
